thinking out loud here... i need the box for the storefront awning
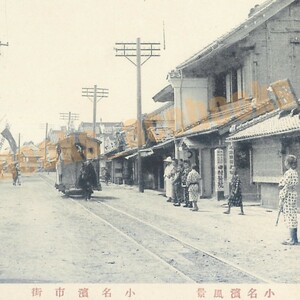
[125,153,137,160]
[227,109,300,142]
[152,138,174,150]
[107,147,138,160]
[178,137,204,149]
[125,149,154,160]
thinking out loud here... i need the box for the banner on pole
[1,127,17,154]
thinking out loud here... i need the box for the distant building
[38,140,58,171]
[48,127,66,144]
[78,122,101,139]
[0,148,14,175]
[98,121,123,154]
[18,142,42,173]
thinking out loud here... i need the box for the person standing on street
[164,157,174,202]
[224,166,244,215]
[186,164,201,211]
[173,160,183,207]
[181,160,192,208]
[12,162,21,186]
[278,155,298,245]
[104,167,111,186]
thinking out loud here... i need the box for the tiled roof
[144,102,174,120]
[152,85,174,102]
[228,109,300,141]
[177,0,295,70]
[176,98,275,138]
[107,147,138,160]
[147,127,174,143]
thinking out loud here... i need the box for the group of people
[164,154,299,246]
[164,157,201,212]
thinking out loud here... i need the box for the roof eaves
[144,102,174,120]
[228,126,300,142]
[152,84,174,102]
[177,0,295,70]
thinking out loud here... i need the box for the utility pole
[115,38,160,193]
[82,86,108,138]
[59,112,79,134]
[44,123,48,170]
[18,133,20,163]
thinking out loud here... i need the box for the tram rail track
[41,174,272,284]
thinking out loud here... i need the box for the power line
[82,85,109,138]
[115,38,160,193]
[59,112,79,133]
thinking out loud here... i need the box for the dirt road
[0,174,299,283]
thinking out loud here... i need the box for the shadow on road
[66,195,119,202]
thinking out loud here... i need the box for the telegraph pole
[115,38,160,193]
[18,133,20,164]
[44,123,48,170]
[59,112,79,133]
[82,85,108,138]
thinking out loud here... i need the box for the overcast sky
[0,0,266,145]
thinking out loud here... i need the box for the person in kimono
[164,157,174,202]
[224,166,244,215]
[186,164,201,211]
[181,160,192,208]
[78,160,98,200]
[278,155,298,245]
[12,162,21,186]
[172,160,183,206]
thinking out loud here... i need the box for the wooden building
[166,0,300,199]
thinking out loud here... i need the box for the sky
[0,0,266,145]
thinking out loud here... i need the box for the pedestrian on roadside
[224,166,244,215]
[186,164,201,211]
[164,157,174,202]
[172,160,183,207]
[104,167,111,186]
[16,163,21,186]
[12,162,21,186]
[181,160,192,208]
[278,155,298,245]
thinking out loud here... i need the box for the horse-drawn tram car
[55,132,102,199]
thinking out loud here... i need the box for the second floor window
[214,67,244,103]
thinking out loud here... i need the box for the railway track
[41,174,271,284]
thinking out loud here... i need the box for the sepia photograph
[0,0,299,299]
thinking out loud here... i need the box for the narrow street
[0,173,299,284]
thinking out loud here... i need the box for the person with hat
[164,156,174,202]
[186,164,201,211]
[278,155,299,245]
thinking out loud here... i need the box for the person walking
[278,155,298,245]
[12,162,21,186]
[181,160,192,208]
[224,166,244,215]
[164,157,174,202]
[173,160,183,207]
[186,164,201,211]
[104,167,111,186]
